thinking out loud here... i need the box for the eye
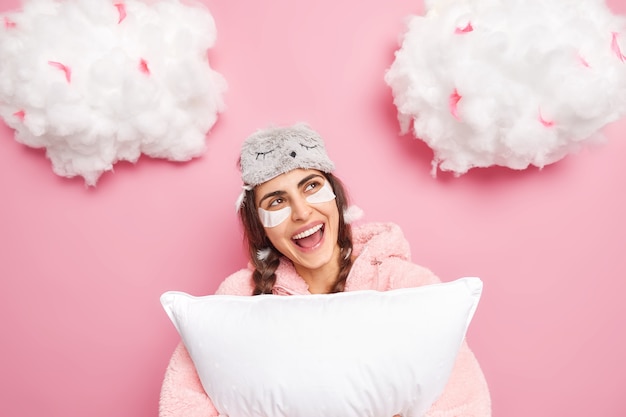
[268,197,284,208]
[304,180,321,193]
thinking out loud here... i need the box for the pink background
[1,0,625,416]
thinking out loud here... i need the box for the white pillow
[160,277,483,417]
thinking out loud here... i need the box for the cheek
[264,224,289,249]
[321,203,341,230]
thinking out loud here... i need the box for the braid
[329,245,353,293]
[239,188,278,295]
[251,248,280,295]
[328,174,353,293]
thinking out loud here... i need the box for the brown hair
[239,173,354,295]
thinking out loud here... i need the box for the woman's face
[254,168,341,276]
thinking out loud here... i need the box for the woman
[159,123,491,416]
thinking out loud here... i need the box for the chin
[297,246,337,269]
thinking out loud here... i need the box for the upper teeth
[293,224,323,240]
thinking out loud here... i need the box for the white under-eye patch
[306,180,336,204]
[258,181,336,228]
[258,206,291,228]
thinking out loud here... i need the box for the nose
[290,195,312,221]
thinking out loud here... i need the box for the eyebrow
[258,173,325,206]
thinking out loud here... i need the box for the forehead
[255,169,324,197]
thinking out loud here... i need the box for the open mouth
[292,223,324,249]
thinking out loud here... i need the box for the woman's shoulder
[215,266,255,295]
[352,221,411,260]
[348,221,441,290]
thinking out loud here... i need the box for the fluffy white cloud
[385,0,626,176]
[0,0,226,185]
